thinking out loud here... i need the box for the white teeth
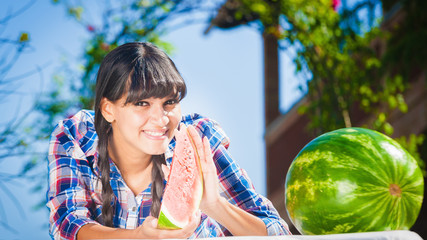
[145,130,165,137]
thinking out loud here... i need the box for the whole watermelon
[285,127,424,235]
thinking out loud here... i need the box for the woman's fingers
[186,125,216,175]
[180,211,201,237]
[174,123,185,137]
[202,136,218,177]
[202,136,214,166]
[161,164,170,180]
[186,125,206,162]
[138,214,200,239]
[146,216,158,228]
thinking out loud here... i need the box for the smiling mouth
[144,130,168,137]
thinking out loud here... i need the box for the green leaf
[365,57,381,69]
[250,2,267,14]
[361,99,370,108]
[383,122,394,136]
[396,94,408,113]
[298,105,308,115]
[68,6,84,21]
[20,158,37,175]
[387,95,397,108]
[19,32,30,42]
[378,112,386,123]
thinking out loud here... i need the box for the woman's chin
[146,146,168,156]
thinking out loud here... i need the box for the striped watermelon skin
[285,127,424,235]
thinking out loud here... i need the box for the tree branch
[0,0,36,25]
[0,181,26,219]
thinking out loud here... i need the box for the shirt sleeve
[46,116,101,240]
[192,117,292,236]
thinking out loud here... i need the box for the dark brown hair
[94,42,186,226]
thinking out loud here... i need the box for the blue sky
[0,0,304,239]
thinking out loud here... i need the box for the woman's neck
[109,145,151,173]
[107,138,153,195]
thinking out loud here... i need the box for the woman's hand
[186,125,222,214]
[77,213,200,240]
[186,125,268,236]
[132,212,201,239]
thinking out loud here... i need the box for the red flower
[332,0,340,11]
[87,25,95,32]
[101,42,110,51]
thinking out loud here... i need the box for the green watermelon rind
[157,208,181,230]
[284,127,424,235]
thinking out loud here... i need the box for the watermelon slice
[157,125,203,229]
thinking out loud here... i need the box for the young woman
[46,42,290,239]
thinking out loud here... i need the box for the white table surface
[94,230,423,240]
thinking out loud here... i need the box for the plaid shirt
[46,110,291,240]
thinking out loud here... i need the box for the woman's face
[104,94,182,160]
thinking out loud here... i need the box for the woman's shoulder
[65,109,95,126]
[181,113,230,150]
[50,109,97,156]
[180,113,221,134]
[53,110,95,136]
[48,110,99,179]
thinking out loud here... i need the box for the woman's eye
[165,99,178,105]
[135,101,149,107]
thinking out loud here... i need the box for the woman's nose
[150,106,170,126]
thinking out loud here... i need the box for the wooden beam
[263,32,280,127]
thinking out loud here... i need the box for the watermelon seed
[389,183,402,197]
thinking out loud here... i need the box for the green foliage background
[34,0,426,177]
[229,0,426,171]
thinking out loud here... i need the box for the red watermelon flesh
[157,125,203,229]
